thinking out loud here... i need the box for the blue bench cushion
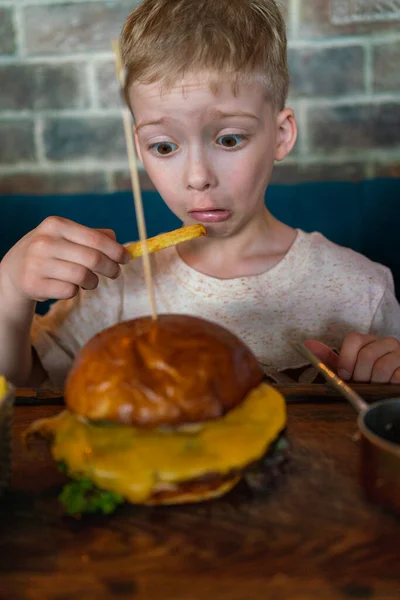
[1,178,400,312]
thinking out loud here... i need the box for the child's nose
[185,152,217,191]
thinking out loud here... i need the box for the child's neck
[178,208,297,279]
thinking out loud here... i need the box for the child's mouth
[189,209,231,223]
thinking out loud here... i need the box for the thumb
[304,340,339,372]
[96,228,117,241]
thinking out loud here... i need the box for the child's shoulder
[299,230,393,290]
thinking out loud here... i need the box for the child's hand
[0,217,131,303]
[305,334,400,384]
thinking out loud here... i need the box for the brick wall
[0,0,399,194]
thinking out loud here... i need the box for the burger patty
[150,429,290,501]
[243,429,290,493]
[147,474,241,504]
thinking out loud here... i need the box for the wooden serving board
[14,382,400,406]
[1,401,400,600]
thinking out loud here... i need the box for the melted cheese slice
[36,383,286,503]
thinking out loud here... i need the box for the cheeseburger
[27,314,287,515]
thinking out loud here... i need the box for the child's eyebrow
[212,110,259,121]
[135,111,258,133]
[135,118,167,133]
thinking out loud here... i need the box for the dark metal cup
[359,398,400,514]
[291,343,400,516]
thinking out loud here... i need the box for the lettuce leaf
[57,463,124,516]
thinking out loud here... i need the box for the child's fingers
[390,368,400,384]
[38,238,122,280]
[345,335,400,382]
[96,228,117,240]
[303,337,400,384]
[337,333,378,381]
[41,259,100,291]
[21,260,100,301]
[371,349,400,383]
[95,229,131,262]
[31,279,80,302]
[352,337,400,382]
[303,340,339,371]
[38,217,130,264]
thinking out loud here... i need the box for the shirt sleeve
[31,273,125,387]
[370,272,400,340]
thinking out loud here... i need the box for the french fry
[127,224,206,259]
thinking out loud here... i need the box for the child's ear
[275,108,297,161]
[134,128,144,163]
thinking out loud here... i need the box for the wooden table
[1,395,400,600]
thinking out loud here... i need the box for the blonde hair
[120,0,289,110]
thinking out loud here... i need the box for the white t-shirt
[32,229,400,386]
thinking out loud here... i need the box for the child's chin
[201,222,234,238]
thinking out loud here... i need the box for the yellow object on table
[0,375,8,400]
[0,374,14,494]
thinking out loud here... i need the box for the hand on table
[305,333,400,384]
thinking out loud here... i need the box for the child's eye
[216,134,246,148]
[149,142,178,156]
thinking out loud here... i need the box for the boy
[1,0,400,388]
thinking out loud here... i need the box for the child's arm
[305,335,400,384]
[0,216,130,387]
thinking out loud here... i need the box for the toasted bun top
[65,314,263,427]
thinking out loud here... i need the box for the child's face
[130,71,296,238]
